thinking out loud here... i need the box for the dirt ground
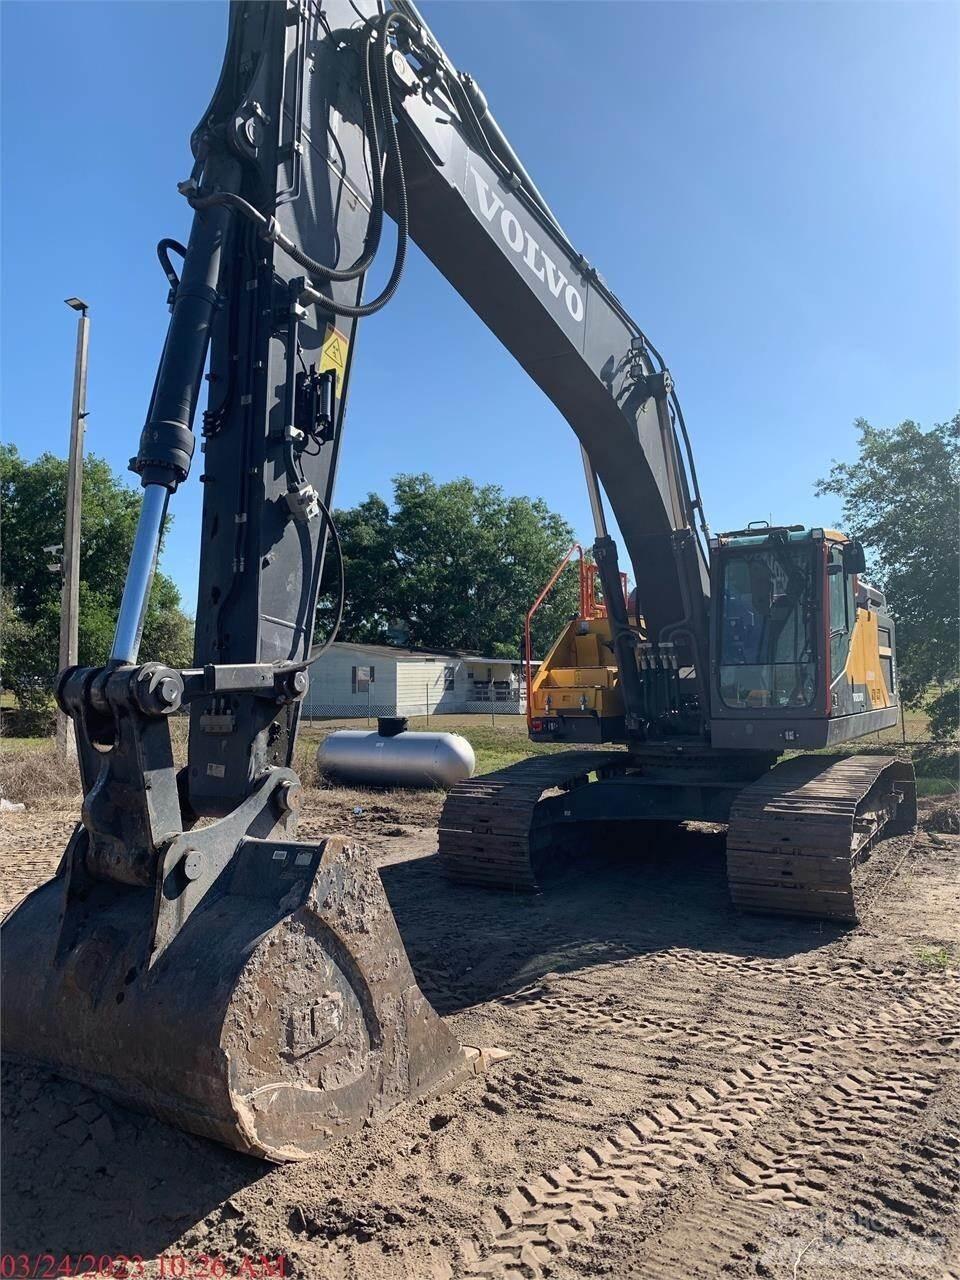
[2,784,958,1278]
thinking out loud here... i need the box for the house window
[352,665,374,693]
[443,665,456,691]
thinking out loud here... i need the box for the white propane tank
[318,724,476,788]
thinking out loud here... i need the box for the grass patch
[0,739,81,807]
[5,710,954,810]
[0,737,51,754]
[440,722,583,775]
[916,777,959,798]
[916,946,955,971]
[912,744,958,778]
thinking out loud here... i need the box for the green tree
[0,445,193,710]
[317,474,581,659]
[815,414,959,736]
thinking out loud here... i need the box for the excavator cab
[527,523,901,757]
[708,524,901,750]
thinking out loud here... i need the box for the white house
[302,642,531,718]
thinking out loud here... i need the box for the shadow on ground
[1,822,840,1259]
[380,822,844,1015]
[1,1060,268,1259]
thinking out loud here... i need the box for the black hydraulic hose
[157,237,187,292]
[187,13,409,317]
[188,19,387,284]
[308,493,346,662]
[285,15,390,283]
[670,395,711,553]
[284,10,410,316]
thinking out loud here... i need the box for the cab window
[828,546,853,679]
[718,545,818,709]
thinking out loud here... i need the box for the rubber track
[726,753,917,922]
[437,751,623,889]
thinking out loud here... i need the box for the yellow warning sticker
[320,326,349,378]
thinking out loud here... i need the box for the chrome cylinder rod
[110,483,170,664]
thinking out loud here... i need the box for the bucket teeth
[1,835,470,1161]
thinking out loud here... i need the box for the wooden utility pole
[56,298,90,760]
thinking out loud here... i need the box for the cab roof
[713,524,848,549]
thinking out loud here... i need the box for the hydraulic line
[157,238,187,295]
[188,12,410,318]
[307,493,346,662]
[641,332,711,557]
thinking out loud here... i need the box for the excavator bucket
[1,828,471,1161]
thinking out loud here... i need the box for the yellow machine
[529,557,628,725]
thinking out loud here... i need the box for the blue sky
[2,0,957,614]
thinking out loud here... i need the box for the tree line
[314,473,581,659]
[2,414,956,738]
[0,453,582,712]
[815,413,958,739]
[1,445,193,712]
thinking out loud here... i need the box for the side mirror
[842,540,867,575]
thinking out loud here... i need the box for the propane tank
[318,718,475,788]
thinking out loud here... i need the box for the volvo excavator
[1,0,915,1161]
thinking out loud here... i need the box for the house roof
[328,642,529,665]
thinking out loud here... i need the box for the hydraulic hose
[187,12,410,318]
[641,332,711,558]
[157,238,187,293]
[307,492,346,662]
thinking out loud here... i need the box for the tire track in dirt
[500,987,789,1059]
[458,974,960,1279]
[592,1070,958,1280]
[724,1064,944,1206]
[495,953,960,1069]
[0,812,76,915]
[573,945,959,993]
[459,1051,814,1278]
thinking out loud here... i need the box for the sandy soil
[1,789,958,1278]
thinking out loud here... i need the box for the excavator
[1,0,915,1162]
